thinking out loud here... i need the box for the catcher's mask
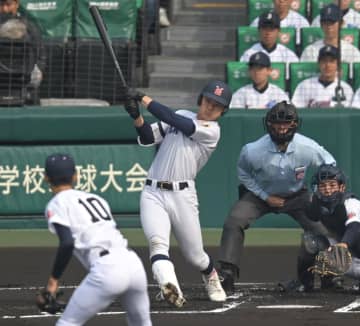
[311,164,346,214]
[263,101,300,145]
[197,80,232,115]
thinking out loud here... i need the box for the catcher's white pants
[56,248,151,326]
[140,184,210,287]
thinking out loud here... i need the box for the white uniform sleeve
[45,200,71,234]
[229,88,246,108]
[250,17,259,27]
[311,15,320,27]
[342,82,354,107]
[240,49,253,62]
[344,198,360,225]
[351,88,360,108]
[137,121,170,146]
[291,80,307,107]
[300,45,317,62]
[191,120,220,148]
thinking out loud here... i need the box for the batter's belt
[146,179,189,191]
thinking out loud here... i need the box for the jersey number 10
[78,197,112,223]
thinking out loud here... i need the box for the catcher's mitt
[310,244,352,277]
[35,289,66,314]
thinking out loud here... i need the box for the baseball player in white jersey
[301,3,360,71]
[350,87,360,108]
[42,153,152,326]
[250,0,309,43]
[241,11,299,78]
[292,45,353,108]
[312,0,360,28]
[123,80,231,307]
[230,51,289,109]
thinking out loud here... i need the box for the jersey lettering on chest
[78,197,112,223]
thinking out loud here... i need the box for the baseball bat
[89,5,127,88]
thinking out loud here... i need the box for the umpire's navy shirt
[238,133,336,201]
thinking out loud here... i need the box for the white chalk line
[1,301,245,319]
[334,298,360,313]
[257,305,322,309]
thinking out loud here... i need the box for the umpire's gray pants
[219,190,329,270]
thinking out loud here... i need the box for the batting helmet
[264,101,300,144]
[197,80,232,114]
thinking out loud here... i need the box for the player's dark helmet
[264,101,300,144]
[197,80,232,114]
[311,164,347,212]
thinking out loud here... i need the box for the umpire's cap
[258,11,280,29]
[197,80,232,109]
[45,153,76,182]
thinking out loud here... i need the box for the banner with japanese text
[0,144,155,215]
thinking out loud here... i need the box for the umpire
[218,101,335,293]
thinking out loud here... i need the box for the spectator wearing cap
[240,11,299,77]
[301,3,360,67]
[312,0,360,28]
[250,0,309,44]
[292,45,353,108]
[230,51,289,109]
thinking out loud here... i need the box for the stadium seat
[237,26,296,59]
[19,0,73,39]
[289,61,350,97]
[226,61,287,92]
[352,62,360,91]
[300,27,360,51]
[247,0,308,24]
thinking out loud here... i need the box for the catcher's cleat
[159,283,186,308]
[278,279,314,293]
[320,275,344,290]
[203,269,227,302]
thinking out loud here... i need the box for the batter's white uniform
[240,43,299,78]
[312,8,360,28]
[291,76,354,107]
[139,110,219,296]
[250,10,310,43]
[350,87,360,108]
[230,83,289,109]
[46,189,151,326]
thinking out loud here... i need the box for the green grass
[0,228,302,247]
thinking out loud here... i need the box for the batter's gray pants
[219,189,329,271]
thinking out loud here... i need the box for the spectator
[292,45,353,108]
[230,51,289,109]
[0,0,46,91]
[240,11,299,75]
[250,0,309,43]
[301,4,360,65]
[350,86,360,108]
[312,0,360,28]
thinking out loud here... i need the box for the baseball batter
[124,81,231,307]
[42,153,151,326]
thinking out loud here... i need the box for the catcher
[299,164,360,289]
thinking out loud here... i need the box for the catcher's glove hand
[309,244,352,277]
[126,87,146,102]
[35,289,66,314]
[124,99,140,120]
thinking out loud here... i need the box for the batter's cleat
[203,270,227,302]
[160,283,186,308]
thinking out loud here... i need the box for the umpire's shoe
[278,279,314,293]
[219,262,238,294]
[320,276,344,290]
[203,269,227,302]
[159,283,186,308]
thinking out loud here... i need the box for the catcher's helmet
[197,80,232,114]
[311,164,347,212]
[264,101,300,144]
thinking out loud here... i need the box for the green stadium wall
[0,106,359,229]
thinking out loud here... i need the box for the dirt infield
[1,246,360,326]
